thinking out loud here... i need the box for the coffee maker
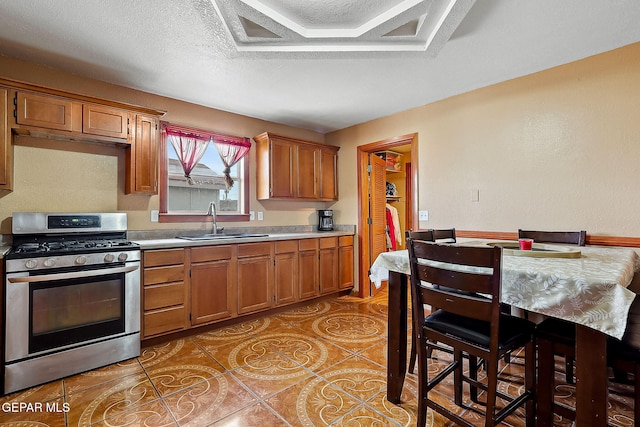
[317,210,334,231]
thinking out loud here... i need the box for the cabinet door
[191,258,236,325]
[319,238,339,294]
[296,144,319,198]
[275,251,297,305]
[126,113,158,194]
[270,137,295,198]
[83,104,128,139]
[299,250,319,300]
[339,238,354,290]
[320,148,338,200]
[15,91,81,132]
[237,254,274,314]
[0,87,10,189]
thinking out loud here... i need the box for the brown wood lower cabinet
[142,248,189,339]
[141,235,354,339]
[275,240,298,305]
[339,236,355,289]
[319,237,339,294]
[190,245,236,325]
[298,239,320,300]
[237,242,274,314]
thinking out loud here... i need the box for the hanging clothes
[386,203,402,250]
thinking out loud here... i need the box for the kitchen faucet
[206,202,223,234]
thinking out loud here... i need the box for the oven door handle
[7,265,140,283]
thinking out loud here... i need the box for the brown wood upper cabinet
[0,79,165,194]
[0,87,10,191]
[254,132,339,201]
[82,104,128,139]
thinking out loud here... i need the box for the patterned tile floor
[0,289,636,426]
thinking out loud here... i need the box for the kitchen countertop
[133,230,354,250]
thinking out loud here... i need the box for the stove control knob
[117,253,129,263]
[75,256,87,265]
[25,259,38,270]
[43,258,56,268]
[104,254,116,263]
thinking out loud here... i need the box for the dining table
[370,240,640,426]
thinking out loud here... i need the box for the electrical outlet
[471,189,480,202]
[150,210,159,222]
[258,211,264,221]
[418,210,429,221]
[250,211,255,221]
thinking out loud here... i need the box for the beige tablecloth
[370,242,640,340]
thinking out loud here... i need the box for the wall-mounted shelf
[386,196,401,202]
[375,150,402,172]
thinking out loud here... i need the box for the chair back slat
[411,239,498,269]
[417,285,493,320]
[406,229,435,242]
[518,229,586,246]
[412,262,496,296]
[431,228,456,243]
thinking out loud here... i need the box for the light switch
[258,211,264,221]
[471,189,479,202]
[150,210,159,222]
[250,211,255,221]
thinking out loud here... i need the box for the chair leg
[524,340,535,427]
[485,357,499,427]
[635,364,640,427]
[536,337,555,427]
[468,355,479,403]
[454,350,463,406]
[409,333,417,374]
[416,345,429,427]
[565,357,574,384]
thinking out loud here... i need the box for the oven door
[5,262,140,363]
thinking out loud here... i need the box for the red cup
[518,238,533,250]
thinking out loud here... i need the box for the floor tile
[209,401,289,426]
[65,372,160,426]
[0,287,636,426]
[161,372,256,426]
[265,375,360,426]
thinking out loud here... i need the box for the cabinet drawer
[275,240,298,254]
[144,306,186,338]
[319,237,338,249]
[144,282,185,310]
[144,249,185,267]
[191,245,233,263]
[299,238,319,251]
[339,235,354,246]
[144,265,184,286]
[238,242,272,258]
[83,104,128,139]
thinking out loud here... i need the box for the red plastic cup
[518,238,533,250]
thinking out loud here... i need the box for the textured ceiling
[0,0,639,134]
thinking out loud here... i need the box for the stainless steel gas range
[2,212,141,395]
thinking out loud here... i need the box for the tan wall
[327,42,640,238]
[0,56,332,234]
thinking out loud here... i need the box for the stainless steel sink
[177,233,269,241]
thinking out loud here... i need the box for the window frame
[158,122,250,223]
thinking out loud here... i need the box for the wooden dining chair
[537,317,640,426]
[517,229,586,246]
[407,238,535,427]
[518,228,586,381]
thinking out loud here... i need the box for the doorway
[357,133,418,298]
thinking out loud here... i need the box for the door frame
[356,133,419,298]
